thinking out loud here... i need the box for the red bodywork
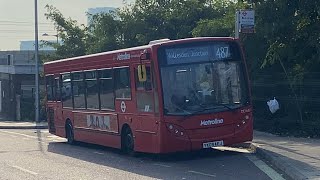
[44,37,253,154]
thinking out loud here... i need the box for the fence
[251,71,320,137]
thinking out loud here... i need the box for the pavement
[0,121,319,180]
[253,131,320,180]
[0,121,48,129]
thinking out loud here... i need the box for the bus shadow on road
[47,140,253,162]
[47,141,254,179]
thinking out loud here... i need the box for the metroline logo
[117,52,130,60]
[200,119,224,126]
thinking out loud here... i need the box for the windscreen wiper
[174,106,192,115]
[178,103,233,119]
[212,103,233,110]
[195,103,234,113]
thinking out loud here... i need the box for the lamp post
[34,0,40,122]
[42,33,59,44]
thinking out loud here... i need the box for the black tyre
[66,123,75,145]
[122,127,135,155]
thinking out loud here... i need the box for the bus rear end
[155,38,252,153]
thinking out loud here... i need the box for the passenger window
[62,73,73,108]
[114,67,131,99]
[85,71,99,109]
[99,69,115,110]
[135,66,152,91]
[46,75,54,101]
[54,76,61,101]
[135,66,154,112]
[72,72,86,109]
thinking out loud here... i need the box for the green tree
[192,0,246,37]
[117,0,219,46]
[86,11,123,54]
[44,5,87,60]
[251,0,320,124]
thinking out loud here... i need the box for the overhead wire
[0,20,57,36]
[0,20,53,25]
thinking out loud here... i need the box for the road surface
[0,129,286,180]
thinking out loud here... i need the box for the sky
[0,0,134,51]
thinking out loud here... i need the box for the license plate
[202,140,224,148]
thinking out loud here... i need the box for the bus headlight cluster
[166,123,187,138]
[237,115,250,128]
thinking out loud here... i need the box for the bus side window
[135,66,152,91]
[72,72,86,109]
[135,66,154,112]
[99,69,115,110]
[85,71,99,109]
[46,75,54,101]
[61,73,72,108]
[55,76,61,101]
[114,67,131,99]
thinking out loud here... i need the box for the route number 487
[216,47,229,59]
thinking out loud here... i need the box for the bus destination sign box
[165,43,231,65]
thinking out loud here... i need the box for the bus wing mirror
[138,65,147,82]
[140,50,150,60]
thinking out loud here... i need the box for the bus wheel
[66,122,75,145]
[122,127,135,155]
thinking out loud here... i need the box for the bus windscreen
[158,41,249,115]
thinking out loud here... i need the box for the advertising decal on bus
[86,114,119,133]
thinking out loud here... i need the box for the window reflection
[46,75,54,101]
[161,61,246,115]
[86,71,99,109]
[114,67,131,99]
[62,73,72,108]
[99,69,115,110]
[72,72,85,109]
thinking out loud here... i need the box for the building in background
[87,7,116,26]
[20,40,56,51]
[0,50,53,121]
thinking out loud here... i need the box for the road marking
[0,130,49,146]
[9,165,38,175]
[93,151,105,155]
[47,135,59,138]
[47,135,66,142]
[246,154,285,180]
[0,130,50,146]
[188,170,216,177]
[153,163,171,168]
[0,130,39,139]
[40,130,49,133]
[212,146,253,153]
[52,139,62,142]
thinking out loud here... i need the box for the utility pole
[235,11,240,39]
[34,0,40,122]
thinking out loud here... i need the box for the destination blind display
[165,43,232,65]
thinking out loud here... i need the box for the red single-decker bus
[44,37,253,154]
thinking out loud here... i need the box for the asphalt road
[0,129,286,180]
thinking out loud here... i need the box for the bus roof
[44,37,236,65]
